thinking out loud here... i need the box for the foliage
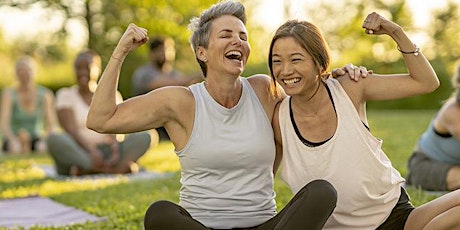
[0,0,459,107]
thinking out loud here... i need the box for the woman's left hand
[362,12,401,36]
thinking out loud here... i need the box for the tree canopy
[0,0,459,109]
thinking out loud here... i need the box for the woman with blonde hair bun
[1,55,58,154]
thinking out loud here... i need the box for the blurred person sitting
[407,61,460,191]
[131,36,202,141]
[1,55,58,155]
[47,50,151,176]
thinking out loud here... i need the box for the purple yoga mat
[0,196,106,228]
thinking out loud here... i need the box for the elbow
[427,77,441,93]
[86,114,107,133]
[419,74,440,94]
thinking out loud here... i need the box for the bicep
[101,87,185,133]
[362,74,429,101]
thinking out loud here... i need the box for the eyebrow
[272,52,305,57]
[217,29,247,36]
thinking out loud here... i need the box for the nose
[280,62,294,76]
[232,35,242,46]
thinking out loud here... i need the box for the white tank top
[176,77,277,229]
[280,78,404,230]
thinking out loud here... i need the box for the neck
[292,81,325,117]
[204,77,242,108]
[18,83,33,91]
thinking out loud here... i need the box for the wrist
[397,43,420,56]
[111,48,128,62]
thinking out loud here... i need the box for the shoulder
[245,74,275,98]
[145,85,194,106]
[0,88,14,103]
[246,74,272,87]
[55,86,77,99]
[1,87,15,96]
[38,86,54,96]
[438,98,460,122]
[336,75,366,102]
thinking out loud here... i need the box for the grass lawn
[0,110,444,229]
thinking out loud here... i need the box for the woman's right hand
[113,23,149,57]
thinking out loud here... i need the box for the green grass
[0,110,444,229]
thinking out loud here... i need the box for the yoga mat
[35,164,169,181]
[0,196,107,229]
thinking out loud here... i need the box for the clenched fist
[362,12,402,36]
[114,23,149,57]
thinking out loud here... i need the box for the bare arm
[58,107,104,168]
[87,23,173,134]
[58,108,96,152]
[43,90,59,135]
[272,102,283,175]
[344,12,439,103]
[0,89,17,141]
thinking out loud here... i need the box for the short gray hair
[188,0,246,77]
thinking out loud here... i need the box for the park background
[1,0,460,229]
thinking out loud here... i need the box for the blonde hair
[15,55,36,76]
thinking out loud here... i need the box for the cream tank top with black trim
[176,77,277,229]
[279,78,405,230]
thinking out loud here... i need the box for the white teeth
[226,51,241,56]
[283,78,300,84]
[225,50,242,60]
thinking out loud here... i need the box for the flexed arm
[87,23,150,133]
[358,12,439,101]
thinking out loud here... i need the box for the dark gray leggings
[144,179,337,230]
[47,131,151,175]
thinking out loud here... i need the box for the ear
[196,46,208,62]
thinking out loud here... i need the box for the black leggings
[144,179,337,230]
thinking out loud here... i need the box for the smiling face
[271,36,320,97]
[74,52,101,90]
[197,15,250,78]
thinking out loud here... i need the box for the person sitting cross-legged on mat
[407,61,460,191]
[47,50,151,176]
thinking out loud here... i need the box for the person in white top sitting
[269,12,460,229]
[47,50,151,176]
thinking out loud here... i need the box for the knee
[144,200,176,228]
[47,133,65,146]
[305,179,337,205]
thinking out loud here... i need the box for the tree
[427,1,460,103]
[0,0,217,97]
